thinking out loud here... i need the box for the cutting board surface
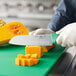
[0,34,65,76]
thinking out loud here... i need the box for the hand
[29,28,54,35]
[56,23,76,47]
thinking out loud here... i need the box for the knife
[9,34,52,46]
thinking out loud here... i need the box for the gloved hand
[56,23,76,47]
[29,28,54,35]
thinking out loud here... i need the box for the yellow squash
[0,22,29,45]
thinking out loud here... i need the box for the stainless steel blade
[9,35,52,46]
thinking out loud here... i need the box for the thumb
[29,31,35,35]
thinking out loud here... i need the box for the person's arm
[29,0,73,35]
[48,0,73,32]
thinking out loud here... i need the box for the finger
[61,39,67,47]
[61,43,66,47]
[33,29,45,35]
[34,29,52,35]
[56,35,63,44]
[67,40,76,47]
[34,30,44,35]
[29,31,35,35]
[67,43,73,47]
[67,41,73,47]
[61,36,68,47]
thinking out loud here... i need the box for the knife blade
[9,34,52,46]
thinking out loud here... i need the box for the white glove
[29,28,54,35]
[56,23,76,47]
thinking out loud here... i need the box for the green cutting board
[0,34,65,76]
